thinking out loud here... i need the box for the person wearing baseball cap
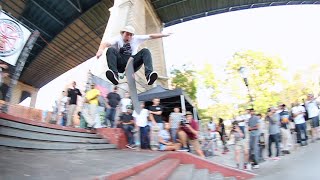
[96,25,172,85]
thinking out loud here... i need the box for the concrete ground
[253,141,320,180]
[0,147,161,180]
[207,140,320,180]
[2,141,320,180]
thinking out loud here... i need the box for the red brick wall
[96,128,128,149]
[5,103,42,122]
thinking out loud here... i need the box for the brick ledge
[97,152,256,180]
[0,113,95,134]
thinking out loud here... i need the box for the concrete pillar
[180,95,186,115]
[30,89,39,108]
[96,0,169,92]
[10,81,39,107]
[101,0,134,42]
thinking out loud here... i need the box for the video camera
[231,121,239,132]
[180,116,189,126]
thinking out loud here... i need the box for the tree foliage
[225,50,286,114]
[280,69,316,106]
[170,64,197,101]
[171,51,319,120]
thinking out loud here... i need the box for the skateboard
[150,126,160,150]
[125,57,142,114]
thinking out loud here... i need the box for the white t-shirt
[244,114,251,121]
[108,35,151,56]
[207,122,216,132]
[236,115,245,127]
[305,100,319,118]
[291,105,306,124]
[60,96,69,113]
[258,118,266,133]
[120,98,132,113]
[133,109,149,127]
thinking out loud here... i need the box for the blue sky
[30,5,320,110]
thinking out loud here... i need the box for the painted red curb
[98,152,256,180]
[95,154,167,180]
[128,159,180,180]
[166,152,256,180]
[0,113,95,134]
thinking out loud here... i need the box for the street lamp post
[239,66,254,108]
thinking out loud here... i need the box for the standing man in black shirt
[149,98,164,130]
[106,86,121,128]
[67,81,82,127]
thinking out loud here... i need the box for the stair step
[126,159,180,180]
[192,169,209,180]
[0,135,116,150]
[169,164,195,180]
[0,119,100,138]
[0,126,108,143]
[209,173,225,180]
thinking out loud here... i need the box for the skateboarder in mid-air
[96,25,172,85]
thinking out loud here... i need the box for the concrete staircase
[124,159,237,180]
[0,118,116,150]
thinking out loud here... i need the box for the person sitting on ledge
[158,122,181,151]
[119,105,136,149]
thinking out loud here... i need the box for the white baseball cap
[120,25,135,34]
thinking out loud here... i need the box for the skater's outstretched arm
[96,41,112,59]
[149,33,172,39]
[0,63,8,69]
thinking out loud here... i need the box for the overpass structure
[1,0,319,107]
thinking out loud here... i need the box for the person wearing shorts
[158,122,181,151]
[230,122,249,169]
[305,94,320,142]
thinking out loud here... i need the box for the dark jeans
[296,123,308,143]
[61,113,67,126]
[249,135,260,165]
[105,107,116,128]
[268,133,280,157]
[140,125,150,149]
[170,128,178,143]
[239,126,245,139]
[259,133,265,160]
[106,47,153,78]
[122,124,134,145]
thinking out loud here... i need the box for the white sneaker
[253,165,260,169]
[245,163,252,171]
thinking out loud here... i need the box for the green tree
[170,64,197,101]
[197,63,219,101]
[280,69,315,106]
[225,50,286,113]
[199,103,237,120]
